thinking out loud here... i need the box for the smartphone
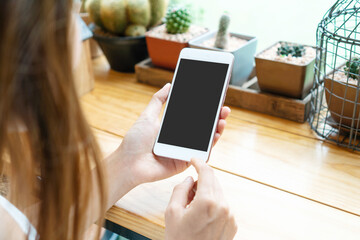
[153,48,234,162]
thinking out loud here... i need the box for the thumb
[168,176,195,209]
[142,83,171,121]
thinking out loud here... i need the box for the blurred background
[170,0,335,51]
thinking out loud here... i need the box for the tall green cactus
[215,13,230,49]
[86,0,168,36]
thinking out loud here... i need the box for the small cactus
[165,7,191,34]
[344,57,360,80]
[215,13,230,49]
[277,43,305,58]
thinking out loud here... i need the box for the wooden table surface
[81,57,360,240]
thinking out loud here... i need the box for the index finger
[190,158,218,195]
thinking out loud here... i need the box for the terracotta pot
[189,30,257,86]
[146,24,207,70]
[255,41,316,99]
[324,76,360,128]
[146,35,187,70]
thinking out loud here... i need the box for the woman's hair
[0,0,106,239]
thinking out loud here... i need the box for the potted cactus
[85,0,168,72]
[325,58,360,128]
[145,6,208,70]
[189,13,257,86]
[255,41,317,99]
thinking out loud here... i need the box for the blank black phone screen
[157,59,229,151]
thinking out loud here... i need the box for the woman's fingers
[142,83,171,121]
[168,176,195,209]
[221,213,238,240]
[212,107,230,146]
[217,119,226,135]
[220,106,231,120]
[190,158,216,195]
[213,119,226,146]
[213,133,220,146]
[165,159,236,239]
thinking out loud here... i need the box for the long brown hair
[0,0,106,239]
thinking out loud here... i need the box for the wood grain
[93,129,360,240]
[81,60,360,216]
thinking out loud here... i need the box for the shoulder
[0,199,27,240]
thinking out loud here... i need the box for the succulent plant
[165,6,191,34]
[86,0,168,37]
[344,57,360,80]
[277,43,305,58]
[215,13,230,49]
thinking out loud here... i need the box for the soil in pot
[146,24,208,70]
[92,27,149,73]
[325,67,360,129]
[255,42,316,99]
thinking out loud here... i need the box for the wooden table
[81,57,360,240]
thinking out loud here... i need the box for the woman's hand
[165,158,237,240]
[118,83,231,187]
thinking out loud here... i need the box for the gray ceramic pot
[189,30,257,86]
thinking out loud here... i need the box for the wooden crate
[135,59,311,123]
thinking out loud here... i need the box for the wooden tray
[135,59,311,123]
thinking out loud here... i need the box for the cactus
[344,57,360,80]
[149,0,168,26]
[215,13,230,49]
[125,24,147,37]
[127,0,151,26]
[85,0,104,28]
[86,0,168,36]
[277,43,305,58]
[165,7,191,34]
[99,0,128,35]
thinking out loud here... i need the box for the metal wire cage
[309,0,360,151]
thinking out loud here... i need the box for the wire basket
[309,0,360,151]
